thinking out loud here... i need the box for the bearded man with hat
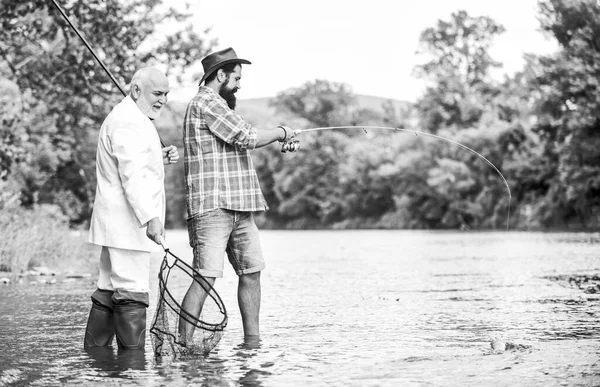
[178,47,298,342]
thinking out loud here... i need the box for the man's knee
[190,275,216,291]
[239,271,261,286]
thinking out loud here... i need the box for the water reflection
[1,231,599,386]
[151,336,270,386]
[85,347,146,373]
[235,336,269,387]
[186,336,269,386]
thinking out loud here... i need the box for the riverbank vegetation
[0,203,97,276]
[1,0,599,274]
[159,1,600,231]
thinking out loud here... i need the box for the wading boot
[114,302,147,350]
[84,290,116,348]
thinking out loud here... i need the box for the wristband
[277,126,287,143]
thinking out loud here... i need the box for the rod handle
[158,236,169,251]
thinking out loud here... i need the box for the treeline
[0,0,215,223]
[1,0,599,232]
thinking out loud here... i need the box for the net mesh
[150,249,227,357]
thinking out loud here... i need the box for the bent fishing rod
[290,126,512,231]
[49,1,510,230]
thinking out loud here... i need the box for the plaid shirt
[183,86,268,217]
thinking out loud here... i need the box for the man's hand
[277,126,297,142]
[162,145,179,165]
[278,125,300,153]
[146,217,165,245]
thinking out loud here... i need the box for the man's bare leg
[238,272,261,337]
[178,276,216,344]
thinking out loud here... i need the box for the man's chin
[147,109,162,120]
[224,95,237,110]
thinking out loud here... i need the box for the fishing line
[296,126,511,231]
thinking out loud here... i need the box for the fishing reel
[281,138,300,153]
[278,126,300,153]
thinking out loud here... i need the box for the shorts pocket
[186,209,227,247]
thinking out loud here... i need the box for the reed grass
[0,204,97,277]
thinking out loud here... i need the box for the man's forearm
[255,127,286,148]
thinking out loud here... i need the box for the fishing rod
[48,0,167,147]
[48,1,510,229]
[49,0,126,97]
[293,126,512,230]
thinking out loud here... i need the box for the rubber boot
[117,348,146,370]
[85,346,118,371]
[114,302,147,350]
[84,291,115,348]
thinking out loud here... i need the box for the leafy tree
[267,80,391,226]
[271,79,356,128]
[272,131,350,227]
[414,10,505,132]
[0,0,214,224]
[524,0,600,228]
[406,10,513,229]
[334,132,406,227]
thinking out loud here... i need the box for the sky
[166,0,558,103]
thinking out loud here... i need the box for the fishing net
[150,247,227,357]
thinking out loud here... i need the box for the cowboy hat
[198,47,251,85]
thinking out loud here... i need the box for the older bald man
[85,67,179,351]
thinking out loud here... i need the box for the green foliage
[274,131,350,226]
[0,0,214,223]
[0,77,26,181]
[3,1,599,232]
[271,79,356,127]
[153,103,188,229]
[253,80,513,230]
[415,10,505,86]
[0,204,96,274]
[414,10,505,132]
[524,0,600,228]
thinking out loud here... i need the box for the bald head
[129,67,170,119]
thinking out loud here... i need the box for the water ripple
[1,231,599,386]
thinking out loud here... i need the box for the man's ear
[131,84,141,99]
[216,69,226,83]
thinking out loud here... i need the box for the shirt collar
[199,85,227,103]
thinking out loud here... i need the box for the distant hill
[155,94,412,137]
[236,94,409,116]
[354,94,410,113]
[236,94,412,128]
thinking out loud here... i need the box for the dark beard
[219,85,237,110]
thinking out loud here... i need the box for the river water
[1,230,599,386]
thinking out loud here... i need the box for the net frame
[150,248,228,357]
